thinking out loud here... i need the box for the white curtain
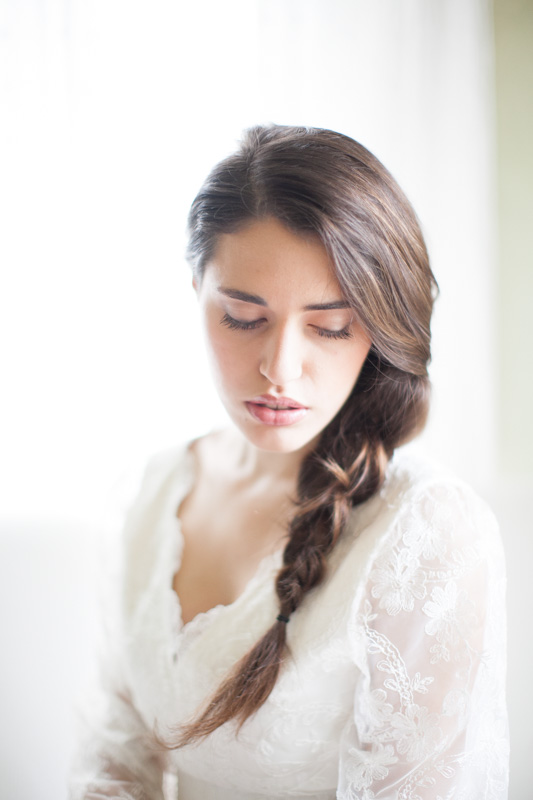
[1,0,496,516]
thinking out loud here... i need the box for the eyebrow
[218,287,350,312]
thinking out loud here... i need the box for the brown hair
[172,124,437,745]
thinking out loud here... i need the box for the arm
[338,480,509,799]
[69,670,166,800]
[69,466,168,800]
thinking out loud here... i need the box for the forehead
[203,217,343,304]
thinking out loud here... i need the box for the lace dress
[69,444,509,799]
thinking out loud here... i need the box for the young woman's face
[196,217,372,456]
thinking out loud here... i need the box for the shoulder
[123,429,230,513]
[95,441,196,631]
[105,442,194,568]
[382,448,500,541]
[339,448,503,594]
[384,446,484,504]
[116,428,236,547]
[361,447,505,590]
[112,426,236,534]
[336,450,501,600]
[189,427,242,481]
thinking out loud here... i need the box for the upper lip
[248,394,307,409]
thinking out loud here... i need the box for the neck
[231,430,316,489]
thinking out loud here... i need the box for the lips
[249,394,306,410]
[245,394,308,426]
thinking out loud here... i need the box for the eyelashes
[315,325,353,341]
[220,313,353,341]
[221,313,264,332]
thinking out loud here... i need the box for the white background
[1,0,498,520]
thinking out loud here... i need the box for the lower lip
[245,402,308,426]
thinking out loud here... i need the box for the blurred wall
[494,2,533,796]
[494,0,533,477]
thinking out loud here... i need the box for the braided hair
[171,124,437,745]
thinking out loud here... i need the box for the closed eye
[220,312,265,331]
[221,313,354,340]
[314,325,353,340]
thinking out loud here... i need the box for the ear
[192,276,198,293]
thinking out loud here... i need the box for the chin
[239,420,321,456]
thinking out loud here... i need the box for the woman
[70,125,508,799]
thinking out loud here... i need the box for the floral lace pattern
[338,481,508,799]
[69,446,508,800]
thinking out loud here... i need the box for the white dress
[69,443,509,799]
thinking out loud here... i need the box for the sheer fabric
[69,444,508,799]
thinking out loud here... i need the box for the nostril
[260,353,302,384]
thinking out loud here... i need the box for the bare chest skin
[173,433,293,625]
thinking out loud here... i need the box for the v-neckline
[166,441,284,640]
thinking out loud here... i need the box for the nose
[259,321,303,386]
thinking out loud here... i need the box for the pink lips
[245,394,308,427]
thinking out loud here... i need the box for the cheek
[203,318,252,390]
[326,343,370,399]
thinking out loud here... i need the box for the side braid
[168,411,390,747]
[275,437,387,622]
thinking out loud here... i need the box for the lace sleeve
[68,664,166,800]
[338,479,509,799]
[68,467,167,800]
